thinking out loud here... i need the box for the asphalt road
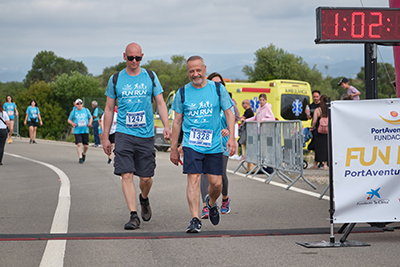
[1,138,399,267]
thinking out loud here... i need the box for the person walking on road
[100,106,118,164]
[24,100,43,144]
[170,56,236,233]
[91,100,103,147]
[68,99,93,164]
[200,73,233,219]
[3,95,18,143]
[0,101,10,165]
[102,42,171,230]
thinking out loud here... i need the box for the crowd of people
[0,41,362,234]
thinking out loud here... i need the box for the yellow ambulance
[154,79,312,151]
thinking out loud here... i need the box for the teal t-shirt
[93,107,99,122]
[105,68,163,138]
[68,108,92,134]
[26,106,40,122]
[3,102,17,119]
[172,80,233,154]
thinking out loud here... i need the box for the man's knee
[208,175,222,188]
[140,177,152,185]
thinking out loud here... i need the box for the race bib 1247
[126,111,146,128]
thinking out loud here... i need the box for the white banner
[332,99,400,223]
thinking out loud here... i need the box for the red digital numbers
[316,7,400,43]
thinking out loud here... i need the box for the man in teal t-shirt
[68,99,93,164]
[170,56,236,233]
[102,42,171,231]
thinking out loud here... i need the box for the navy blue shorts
[182,147,223,175]
[114,132,155,177]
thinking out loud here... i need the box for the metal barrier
[12,115,21,139]
[234,121,271,177]
[235,120,316,190]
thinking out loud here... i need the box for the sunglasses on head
[126,55,142,61]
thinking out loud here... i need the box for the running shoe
[221,197,231,214]
[107,158,112,164]
[79,158,84,164]
[29,139,32,144]
[7,138,12,144]
[32,140,37,144]
[206,195,220,225]
[124,212,141,230]
[186,217,202,233]
[139,194,152,221]
[201,206,209,219]
[82,154,86,162]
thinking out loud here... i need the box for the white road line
[227,169,329,201]
[6,153,70,267]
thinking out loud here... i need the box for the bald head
[124,42,144,75]
[242,99,250,107]
[125,43,142,55]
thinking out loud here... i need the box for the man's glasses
[77,103,82,105]
[126,56,142,62]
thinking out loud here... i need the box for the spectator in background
[245,93,275,122]
[24,100,43,144]
[306,90,321,168]
[240,99,254,122]
[237,99,255,160]
[3,95,18,144]
[0,101,10,165]
[306,90,321,121]
[68,99,93,164]
[311,95,329,169]
[338,78,360,100]
[91,100,103,147]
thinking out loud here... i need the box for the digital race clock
[315,7,400,44]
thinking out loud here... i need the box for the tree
[356,62,396,99]
[141,55,189,98]
[101,55,190,98]
[51,71,104,115]
[243,44,324,87]
[14,81,67,140]
[99,62,126,87]
[24,51,88,87]
[0,81,26,100]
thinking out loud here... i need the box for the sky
[0,0,397,81]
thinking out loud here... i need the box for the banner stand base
[296,240,370,248]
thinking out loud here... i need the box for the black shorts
[74,133,89,145]
[182,147,223,175]
[109,133,115,144]
[113,132,155,177]
[28,121,38,127]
